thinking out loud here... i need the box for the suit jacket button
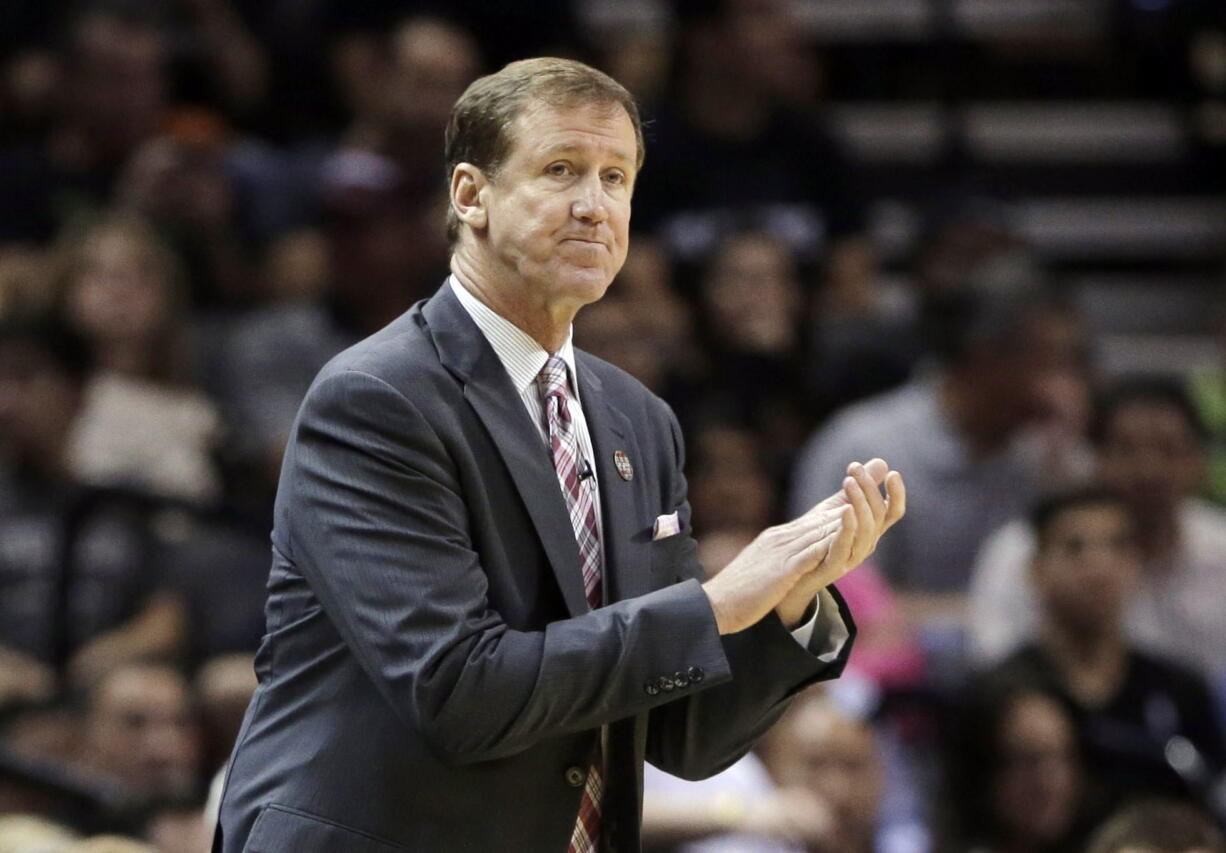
[644,680,660,696]
[673,671,690,687]
[687,666,705,683]
[565,766,587,788]
[659,676,675,692]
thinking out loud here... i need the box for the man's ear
[450,163,489,232]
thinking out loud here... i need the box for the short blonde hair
[444,57,644,243]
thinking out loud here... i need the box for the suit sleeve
[284,368,734,765]
[645,406,857,781]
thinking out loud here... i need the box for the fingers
[849,462,887,525]
[883,470,907,529]
[791,509,843,551]
[795,504,852,579]
[822,504,856,571]
[863,457,889,485]
[844,475,875,554]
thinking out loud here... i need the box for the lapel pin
[613,450,634,481]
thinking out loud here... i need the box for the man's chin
[556,267,615,303]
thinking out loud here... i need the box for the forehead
[1105,401,1196,443]
[1048,504,1130,537]
[506,99,638,167]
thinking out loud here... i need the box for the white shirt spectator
[968,498,1226,679]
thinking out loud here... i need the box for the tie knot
[536,355,570,399]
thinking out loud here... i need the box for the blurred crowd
[1,0,1226,851]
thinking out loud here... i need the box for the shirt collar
[448,274,581,401]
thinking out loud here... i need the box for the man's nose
[571,175,609,224]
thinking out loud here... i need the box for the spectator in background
[693,231,811,469]
[642,748,820,853]
[576,236,698,392]
[687,424,777,537]
[574,298,670,395]
[0,320,186,703]
[758,692,891,853]
[940,681,1093,853]
[633,0,873,303]
[791,280,1088,624]
[1086,798,1226,853]
[0,3,169,245]
[330,16,480,199]
[969,379,1226,679]
[114,112,253,307]
[212,160,448,510]
[611,237,694,361]
[81,663,202,818]
[643,690,889,853]
[54,214,222,505]
[808,192,1039,416]
[978,488,1225,809]
[214,19,479,497]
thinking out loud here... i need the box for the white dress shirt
[449,275,844,655]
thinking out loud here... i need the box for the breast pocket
[648,532,701,586]
[245,804,409,853]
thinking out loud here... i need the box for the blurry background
[1,0,1225,851]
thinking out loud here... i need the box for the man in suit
[213,57,905,852]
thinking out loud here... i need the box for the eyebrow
[540,142,635,166]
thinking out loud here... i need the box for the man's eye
[604,171,625,185]
[548,163,571,177]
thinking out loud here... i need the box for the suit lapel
[423,286,589,618]
[576,355,652,605]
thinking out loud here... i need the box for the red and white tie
[537,356,603,853]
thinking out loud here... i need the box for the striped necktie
[537,355,603,852]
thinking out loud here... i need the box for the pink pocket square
[652,512,681,540]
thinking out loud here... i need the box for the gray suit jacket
[213,283,855,852]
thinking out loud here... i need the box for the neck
[97,343,153,379]
[1041,621,1126,704]
[450,250,574,353]
[1133,505,1180,563]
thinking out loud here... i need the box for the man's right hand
[702,458,905,635]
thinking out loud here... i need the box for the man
[790,279,1085,602]
[0,320,186,705]
[979,488,1224,806]
[760,694,890,853]
[214,58,904,852]
[83,663,204,812]
[969,378,1226,676]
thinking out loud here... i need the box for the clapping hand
[703,458,905,635]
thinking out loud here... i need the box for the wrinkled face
[87,668,201,800]
[479,99,636,311]
[992,694,1081,845]
[1097,401,1205,514]
[1032,504,1139,636]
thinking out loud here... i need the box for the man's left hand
[775,458,905,628]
